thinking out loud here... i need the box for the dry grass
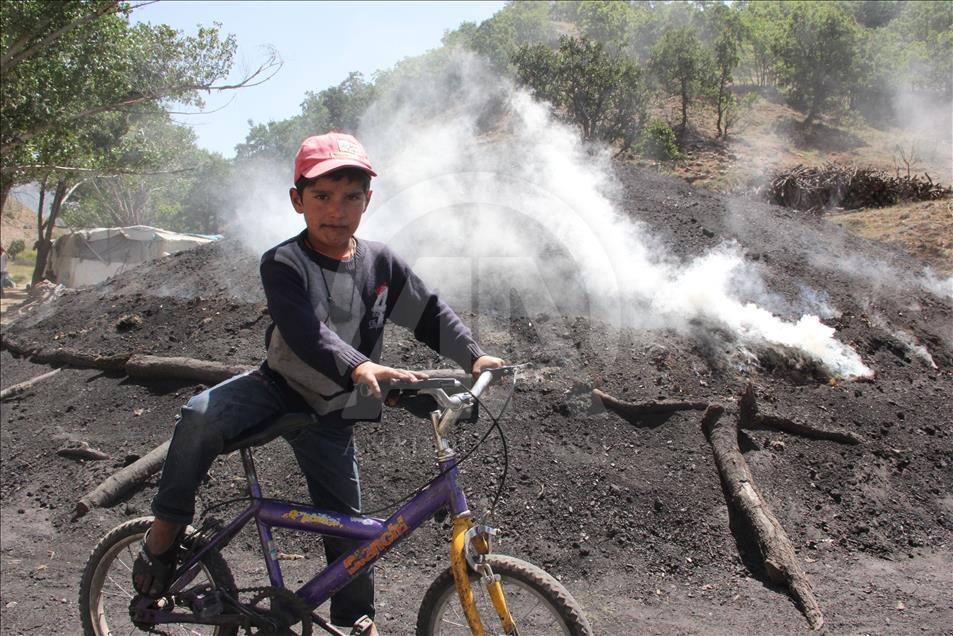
[828,199,953,275]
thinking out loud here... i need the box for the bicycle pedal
[350,615,378,636]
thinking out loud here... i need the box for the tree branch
[2,50,281,154]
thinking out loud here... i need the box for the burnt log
[703,403,825,630]
[754,413,864,445]
[0,368,62,401]
[74,439,170,519]
[592,388,709,424]
[125,355,251,385]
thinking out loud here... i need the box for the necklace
[303,235,356,261]
[305,235,359,322]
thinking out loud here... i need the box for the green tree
[514,37,650,153]
[847,0,903,29]
[1,1,276,279]
[66,112,218,231]
[0,0,277,205]
[236,72,375,162]
[885,1,953,94]
[649,27,711,132]
[737,1,785,86]
[573,1,636,52]
[447,0,554,69]
[772,2,861,124]
[706,5,746,137]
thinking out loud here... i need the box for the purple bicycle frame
[140,444,470,626]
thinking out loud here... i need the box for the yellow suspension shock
[450,516,484,635]
[450,516,518,635]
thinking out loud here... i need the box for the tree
[649,27,711,132]
[514,37,650,153]
[236,72,375,162]
[737,1,785,87]
[2,1,277,280]
[0,0,278,206]
[446,0,554,69]
[705,6,746,137]
[771,2,861,125]
[573,1,635,52]
[66,112,217,231]
[847,0,903,29]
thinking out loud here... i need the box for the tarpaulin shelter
[50,225,221,287]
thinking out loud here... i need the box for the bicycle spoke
[115,553,133,574]
[105,574,134,598]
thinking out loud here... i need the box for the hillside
[659,94,953,275]
[0,196,35,247]
[1,159,951,634]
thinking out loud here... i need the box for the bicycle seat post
[239,448,264,499]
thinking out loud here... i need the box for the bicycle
[79,366,594,635]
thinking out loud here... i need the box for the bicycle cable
[360,370,517,517]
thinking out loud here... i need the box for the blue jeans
[151,369,374,625]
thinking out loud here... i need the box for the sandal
[132,530,180,597]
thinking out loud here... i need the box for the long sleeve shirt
[260,230,486,420]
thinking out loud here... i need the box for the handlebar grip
[357,377,462,399]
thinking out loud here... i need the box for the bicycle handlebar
[366,366,517,412]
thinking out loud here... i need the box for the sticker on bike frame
[282,509,344,528]
[343,516,410,575]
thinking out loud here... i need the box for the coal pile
[2,163,952,635]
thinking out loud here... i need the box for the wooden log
[57,440,110,461]
[754,414,864,445]
[703,402,825,630]
[125,355,252,385]
[592,388,709,423]
[31,347,129,372]
[0,368,61,401]
[738,384,863,444]
[74,439,170,519]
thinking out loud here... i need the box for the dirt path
[0,288,28,326]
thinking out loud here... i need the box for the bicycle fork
[450,516,517,636]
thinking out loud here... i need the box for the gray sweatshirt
[260,230,486,420]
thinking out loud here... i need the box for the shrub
[7,239,26,260]
[638,119,681,161]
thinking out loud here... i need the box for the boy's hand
[471,355,506,379]
[352,362,429,399]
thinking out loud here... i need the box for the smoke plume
[232,51,875,379]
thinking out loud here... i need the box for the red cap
[293,132,377,182]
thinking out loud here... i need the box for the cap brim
[299,159,377,180]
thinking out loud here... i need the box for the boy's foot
[330,616,378,636]
[349,616,379,636]
[132,531,179,597]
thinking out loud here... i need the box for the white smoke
[230,51,874,379]
[357,52,872,379]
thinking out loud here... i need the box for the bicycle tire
[79,516,238,636]
[415,554,593,636]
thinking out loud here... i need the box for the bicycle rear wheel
[79,516,238,636]
[415,554,593,636]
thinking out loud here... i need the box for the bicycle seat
[221,412,317,454]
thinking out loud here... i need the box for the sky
[132,0,505,158]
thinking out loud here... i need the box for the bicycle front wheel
[416,554,593,636]
[79,516,238,636]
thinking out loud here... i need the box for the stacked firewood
[767,163,950,212]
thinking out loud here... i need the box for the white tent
[50,225,220,287]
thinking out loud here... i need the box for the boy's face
[290,174,372,255]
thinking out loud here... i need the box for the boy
[133,132,504,629]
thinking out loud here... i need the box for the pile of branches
[768,163,950,212]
